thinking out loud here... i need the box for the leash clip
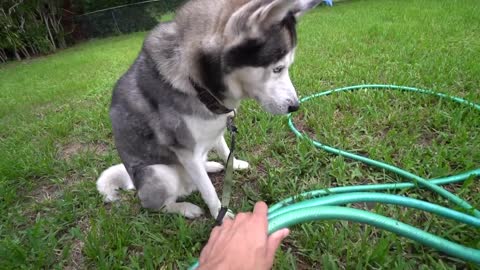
[226,112,237,134]
[214,207,229,227]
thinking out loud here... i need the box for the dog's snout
[288,103,300,113]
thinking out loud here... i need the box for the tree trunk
[44,13,57,51]
[0,49,7,63]
[14,48,21,61]
[31,45,39,55]
[49,13,66,49]
[20,45,30,59]
[37,4,57,52]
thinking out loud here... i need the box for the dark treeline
[0,0,185,62]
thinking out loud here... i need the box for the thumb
[265,228,290,268]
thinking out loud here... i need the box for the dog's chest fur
[182,114,228,154]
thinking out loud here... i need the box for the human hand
[198,201,290,270]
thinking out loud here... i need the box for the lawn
[1,0,479,269]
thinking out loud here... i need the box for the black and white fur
[97,0,324,219]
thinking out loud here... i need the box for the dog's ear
[292,0,323,18]
[225,0,295,38]
[246,0,296,30]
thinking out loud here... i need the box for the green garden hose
[267,192,480,227]
[189,85,480,269]
[268,206,480,264]
[268,169,480,213]
[285,84,480,217]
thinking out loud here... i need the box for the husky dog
[97,0,323,219]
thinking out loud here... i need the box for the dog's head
[217,0,323,114]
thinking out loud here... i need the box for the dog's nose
[288,103,300,113]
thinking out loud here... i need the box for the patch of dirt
[64,217,91,270]
[251,144,267,159]
[256,162,268,177]
[63,173,82,188]
[30,184,60,203]
[209,172,224,193]
[29,171,89,204]
[333,109,344,121]
[350,202,377,211]
[378,126,391,139]
[65,240,85,270]
[417,130,436,148]
[441,182,463,193]
[60,142,84,160]
[281,238,312,270]
[127,245,144,258]
[59,141,108,160]
[209,162,265,206]
[266,157,281,168]
[291,113,316,139]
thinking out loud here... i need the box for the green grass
[160,11,175,22]
[1,0,480,268]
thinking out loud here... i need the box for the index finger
[252,201,268,226]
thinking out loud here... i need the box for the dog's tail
[96,164,135,202]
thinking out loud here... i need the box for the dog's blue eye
[273,66,284,74]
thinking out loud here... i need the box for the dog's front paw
[233,159,249,170]
[209,199,222,219]
[225,208,235,220]
[209,201,234,221]
[178,202,204,219]
[205,161,225,173]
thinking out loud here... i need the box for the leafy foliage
[74,2,160,39]
[73,0,187,39]
[73,0,186,13]
[0,0,65,62]
[0,0,186,62]
[73,0,148,13]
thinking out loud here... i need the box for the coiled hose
[189,85,480,269]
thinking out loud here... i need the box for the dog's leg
[214,136,249,170]
[162,200,204,219]
[205,161,225,173]
[201,151,224,173]
[136,164,204,219]
[175,150,227,219]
